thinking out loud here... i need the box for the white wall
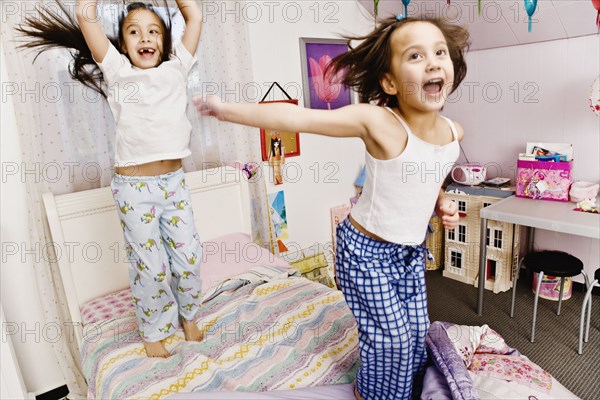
[1,44,65,394]
[443,34,600,282]
[246,0,373,254]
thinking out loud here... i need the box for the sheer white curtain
[2,1,272,396]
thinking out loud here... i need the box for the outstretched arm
[176,0,202,55]
[193,95,372,139]
[76,0,110,62]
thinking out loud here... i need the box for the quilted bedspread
[81,266,359,399]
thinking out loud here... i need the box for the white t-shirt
[96,42,196,167]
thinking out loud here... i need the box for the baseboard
[34,385,69,400]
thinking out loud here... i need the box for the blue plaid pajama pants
[111,169,202,342]
[336,218,429,400]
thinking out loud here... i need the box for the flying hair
[15,1,173,98]
[328,16,470,108]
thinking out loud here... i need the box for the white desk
[478,195,600,315]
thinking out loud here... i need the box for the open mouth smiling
[423,78,445,94]
[138,48,156,58]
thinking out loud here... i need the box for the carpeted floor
[426,268,600,400]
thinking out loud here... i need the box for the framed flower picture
[299,38,354,110]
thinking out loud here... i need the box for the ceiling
[357,0,598,50]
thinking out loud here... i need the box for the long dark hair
[15,1,172,98]
[329,16,470,108]
[269,134,282,158]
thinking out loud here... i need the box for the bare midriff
[348,215,388,243]
[115,159,182,177]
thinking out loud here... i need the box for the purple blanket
[421,322,575,400]
[421,321,479,400]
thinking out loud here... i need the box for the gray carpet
[426,269,600,400]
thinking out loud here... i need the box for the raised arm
[76,0,110,62]
[176,0,203,55]
[194,95,372,139]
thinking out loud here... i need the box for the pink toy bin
[532,272,573,301]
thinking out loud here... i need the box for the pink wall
[444,34,600,281]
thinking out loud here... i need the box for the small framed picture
[299,37,354,110]
[259,99,301,162]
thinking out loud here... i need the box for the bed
[42,166,358,399]
[42,166,579,399]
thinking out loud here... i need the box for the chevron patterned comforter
[81,266,359,399]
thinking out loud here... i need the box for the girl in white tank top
[194,15,470,400]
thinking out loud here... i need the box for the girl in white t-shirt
[18,0,203,358]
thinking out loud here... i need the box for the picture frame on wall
[299,37,354,110]
[259,99,301,162]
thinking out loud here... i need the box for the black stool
[579,268,599,354]
[510,250,586,343]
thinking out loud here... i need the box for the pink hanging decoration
[593,0,600,31]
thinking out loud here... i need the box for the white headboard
[42,166,251,345]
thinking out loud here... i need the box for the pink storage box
[516,160,573,202]
[532,272,572,301]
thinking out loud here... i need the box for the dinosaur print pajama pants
[111,168,202,342]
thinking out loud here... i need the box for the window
[448,228,455,241]
[458,201,466,213]
[483,202,492,208]
[458,225,467,243]
[486,228,503,248]
[450,251,462,269]
[494,230,503,249]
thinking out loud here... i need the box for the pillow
[200,232,291,292]
[80,288,135,325]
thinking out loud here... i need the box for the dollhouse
[443,184,520,293]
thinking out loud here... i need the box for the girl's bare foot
[182,319,203,342]
[354,386,363,400]
[143,340,170,358]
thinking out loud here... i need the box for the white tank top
[351,107,460,245]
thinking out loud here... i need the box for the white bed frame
[42,166,251,349]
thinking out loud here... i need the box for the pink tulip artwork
[308,55,344,110]
[301,39,352,110]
